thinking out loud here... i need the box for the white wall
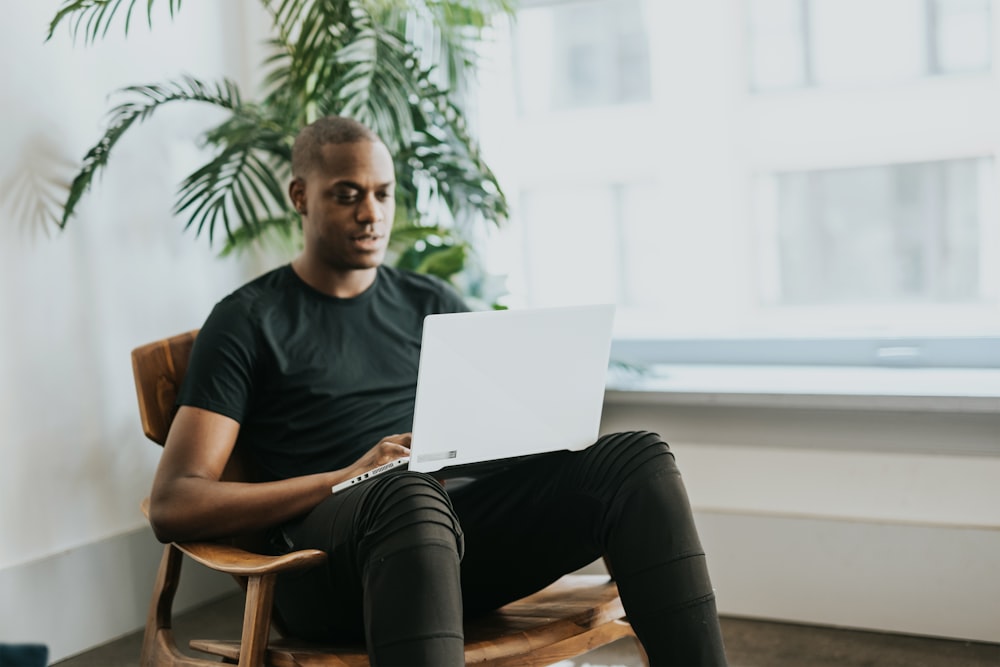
[0,2,269,661]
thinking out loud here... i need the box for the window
[747,0,992,91]
[763,158,992,306]
[933,0,994,73]
[477,1,1000,368]
[514,0,651,113]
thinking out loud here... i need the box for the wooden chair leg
[237,574,277,667]
[140,544,221,667]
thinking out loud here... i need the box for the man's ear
[289,178,307,215]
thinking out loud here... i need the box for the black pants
[274,431,728,666]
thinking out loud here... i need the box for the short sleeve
[176,296,259,423]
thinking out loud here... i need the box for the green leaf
[59,75,246,228]
[46,0,183,44]
[416,243,467,280]
[218,213,301,258]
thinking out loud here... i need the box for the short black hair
[291,116,382,179]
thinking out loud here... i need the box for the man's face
[291,140,396,272]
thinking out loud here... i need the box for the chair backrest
[131,329,254,486]
[131,330,199,446]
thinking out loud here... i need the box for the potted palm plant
[47,0,514,308]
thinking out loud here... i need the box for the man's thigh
[449,450,606,615]
[275,470,462,639]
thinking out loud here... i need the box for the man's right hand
[339,433,412,482]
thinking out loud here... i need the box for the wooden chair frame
[132,330,646,667]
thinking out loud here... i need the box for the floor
[53,592,1000,667]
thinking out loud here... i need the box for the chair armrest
[174,540,327,577]
[140,497,327,576]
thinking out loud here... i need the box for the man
[149,116,728,666]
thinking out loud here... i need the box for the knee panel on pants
[582,431,706,572]
[355,472,465,561]
[574,430,678,501]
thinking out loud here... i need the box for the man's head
[290,115,381,181]
[288,116,396,281]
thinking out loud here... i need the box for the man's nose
[357,193,382,223]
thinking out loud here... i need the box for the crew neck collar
[284,264,381,304]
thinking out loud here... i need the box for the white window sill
[605,365,1000,413]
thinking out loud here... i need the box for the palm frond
[59,75,244,227]
[369,0,516,108]
[46,0,183,44]
[397,85,508,229]
[283,2,507,231]
[263,0,355,109]
[256,0,509,233]
[174,119,293,246]
[327,7,419,150]
[410,0,516,96]
[218,212,301,258]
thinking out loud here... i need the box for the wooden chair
[132,330,645,667]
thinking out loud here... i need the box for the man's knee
[593,432,705,570]
[356,472,464,558]
[579,430,678,493]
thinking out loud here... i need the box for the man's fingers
[382,433,412,449]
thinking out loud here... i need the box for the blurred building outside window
[476,0,1000,368]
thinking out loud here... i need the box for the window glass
[771,159,989,306]
[811,0,926,87]
[514,0,651,113]
[933,0,992,74]
[747,0,991,91]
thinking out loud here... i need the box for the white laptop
[332,304,615,493]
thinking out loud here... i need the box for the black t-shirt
[177,264,469,481]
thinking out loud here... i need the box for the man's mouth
[352,232,384,241]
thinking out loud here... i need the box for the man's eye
[335,192,358,203]
[376,192,394,201]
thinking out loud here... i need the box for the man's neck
[291,257,378,299]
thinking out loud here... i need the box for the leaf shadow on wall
[0,133,76,242]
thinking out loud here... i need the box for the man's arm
[149,405,410,544]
